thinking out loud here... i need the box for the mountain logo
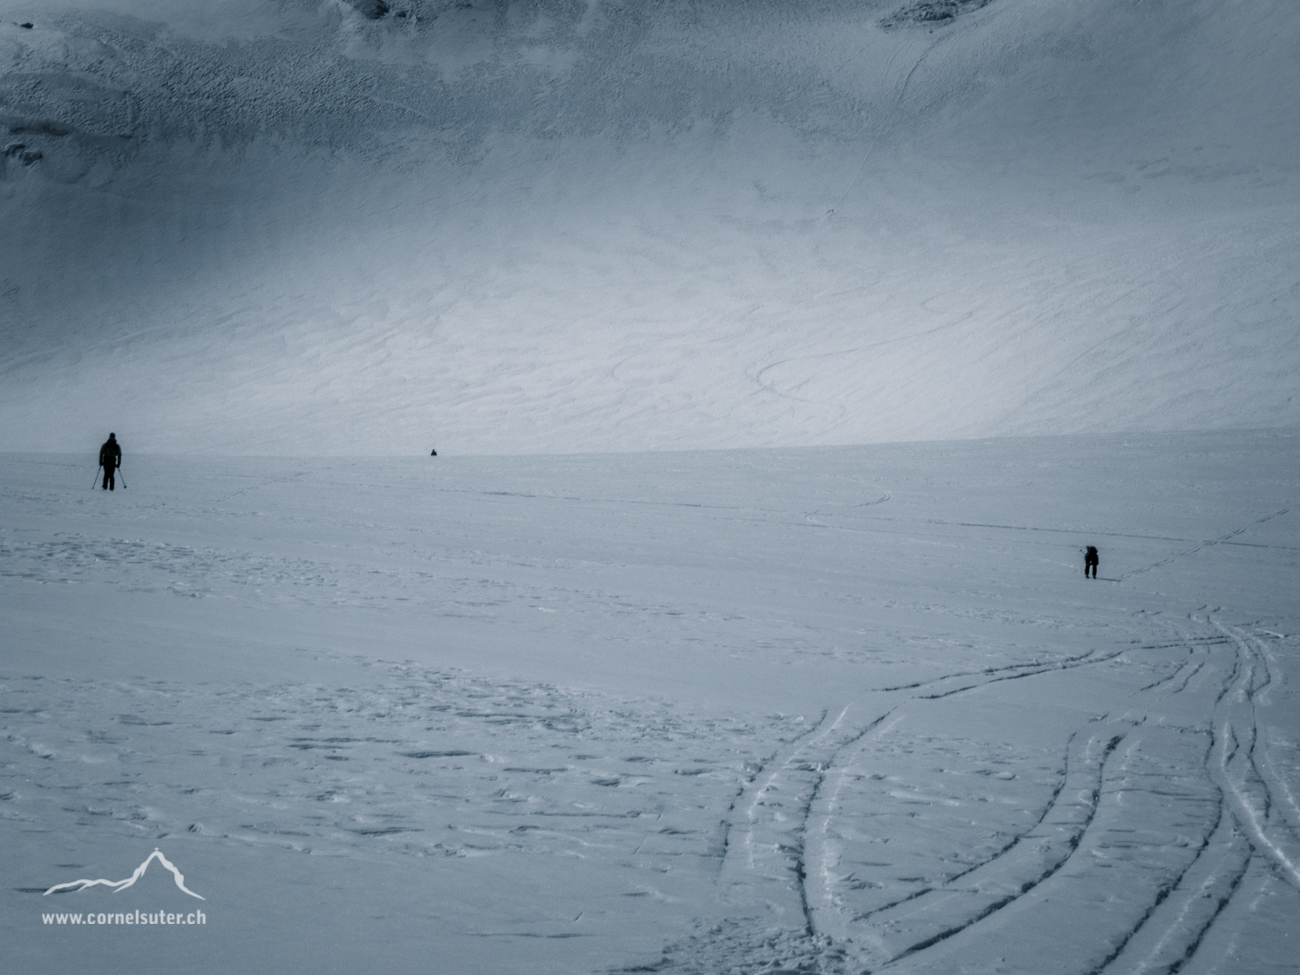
[44,849,205,900]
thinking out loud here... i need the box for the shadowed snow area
[1,0,1298,454]
[2,432,1299,973]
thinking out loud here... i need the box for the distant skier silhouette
[1084,545,1099,579]
[99,433,121,490]
[430,448,437,457]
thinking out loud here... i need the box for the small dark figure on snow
[430,448,437,457]
[1084,545,1099,579]
[99,433,121,490]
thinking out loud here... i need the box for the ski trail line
[1209,620,1300,889]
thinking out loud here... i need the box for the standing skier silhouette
[1084,545,1099,579]
[99,433,121,490]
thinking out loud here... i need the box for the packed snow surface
[3,431,1298,973]
[2,0,1299,454]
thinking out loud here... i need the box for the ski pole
[117,466,128,490]
[93,464,101,490]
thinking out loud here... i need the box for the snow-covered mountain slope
[2,0,1297,454]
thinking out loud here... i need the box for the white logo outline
[44,849,205,900]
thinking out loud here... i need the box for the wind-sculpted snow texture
[1,0,1298,454]
[2,431,1298,974]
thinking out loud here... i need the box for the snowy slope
[2,0,1298,455]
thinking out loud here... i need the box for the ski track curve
[803,492,894,531]
[710,640,1145,937]
[1206,621,1300,888]
[857,728,1127,972]
[1088,616,1290,975]
[663,613,1298,974]
[698,641,1144,972]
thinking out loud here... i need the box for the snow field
[2,430,1298,973]
[3,0,1298,969]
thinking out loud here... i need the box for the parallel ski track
[703,616,1297,975]
[710,638,1146,968]
[1207,621,1300,887]
[718,701,900,938]
[1087,786,1251,975]
[1083,617,1292,975]
[713,706,833,882]
[863,633,1238,702]
[1120,509,1291,580]
[861,730,1124,968]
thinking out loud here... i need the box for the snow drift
[1,0,1297,455]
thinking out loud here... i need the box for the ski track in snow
[645,617,1300,975]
